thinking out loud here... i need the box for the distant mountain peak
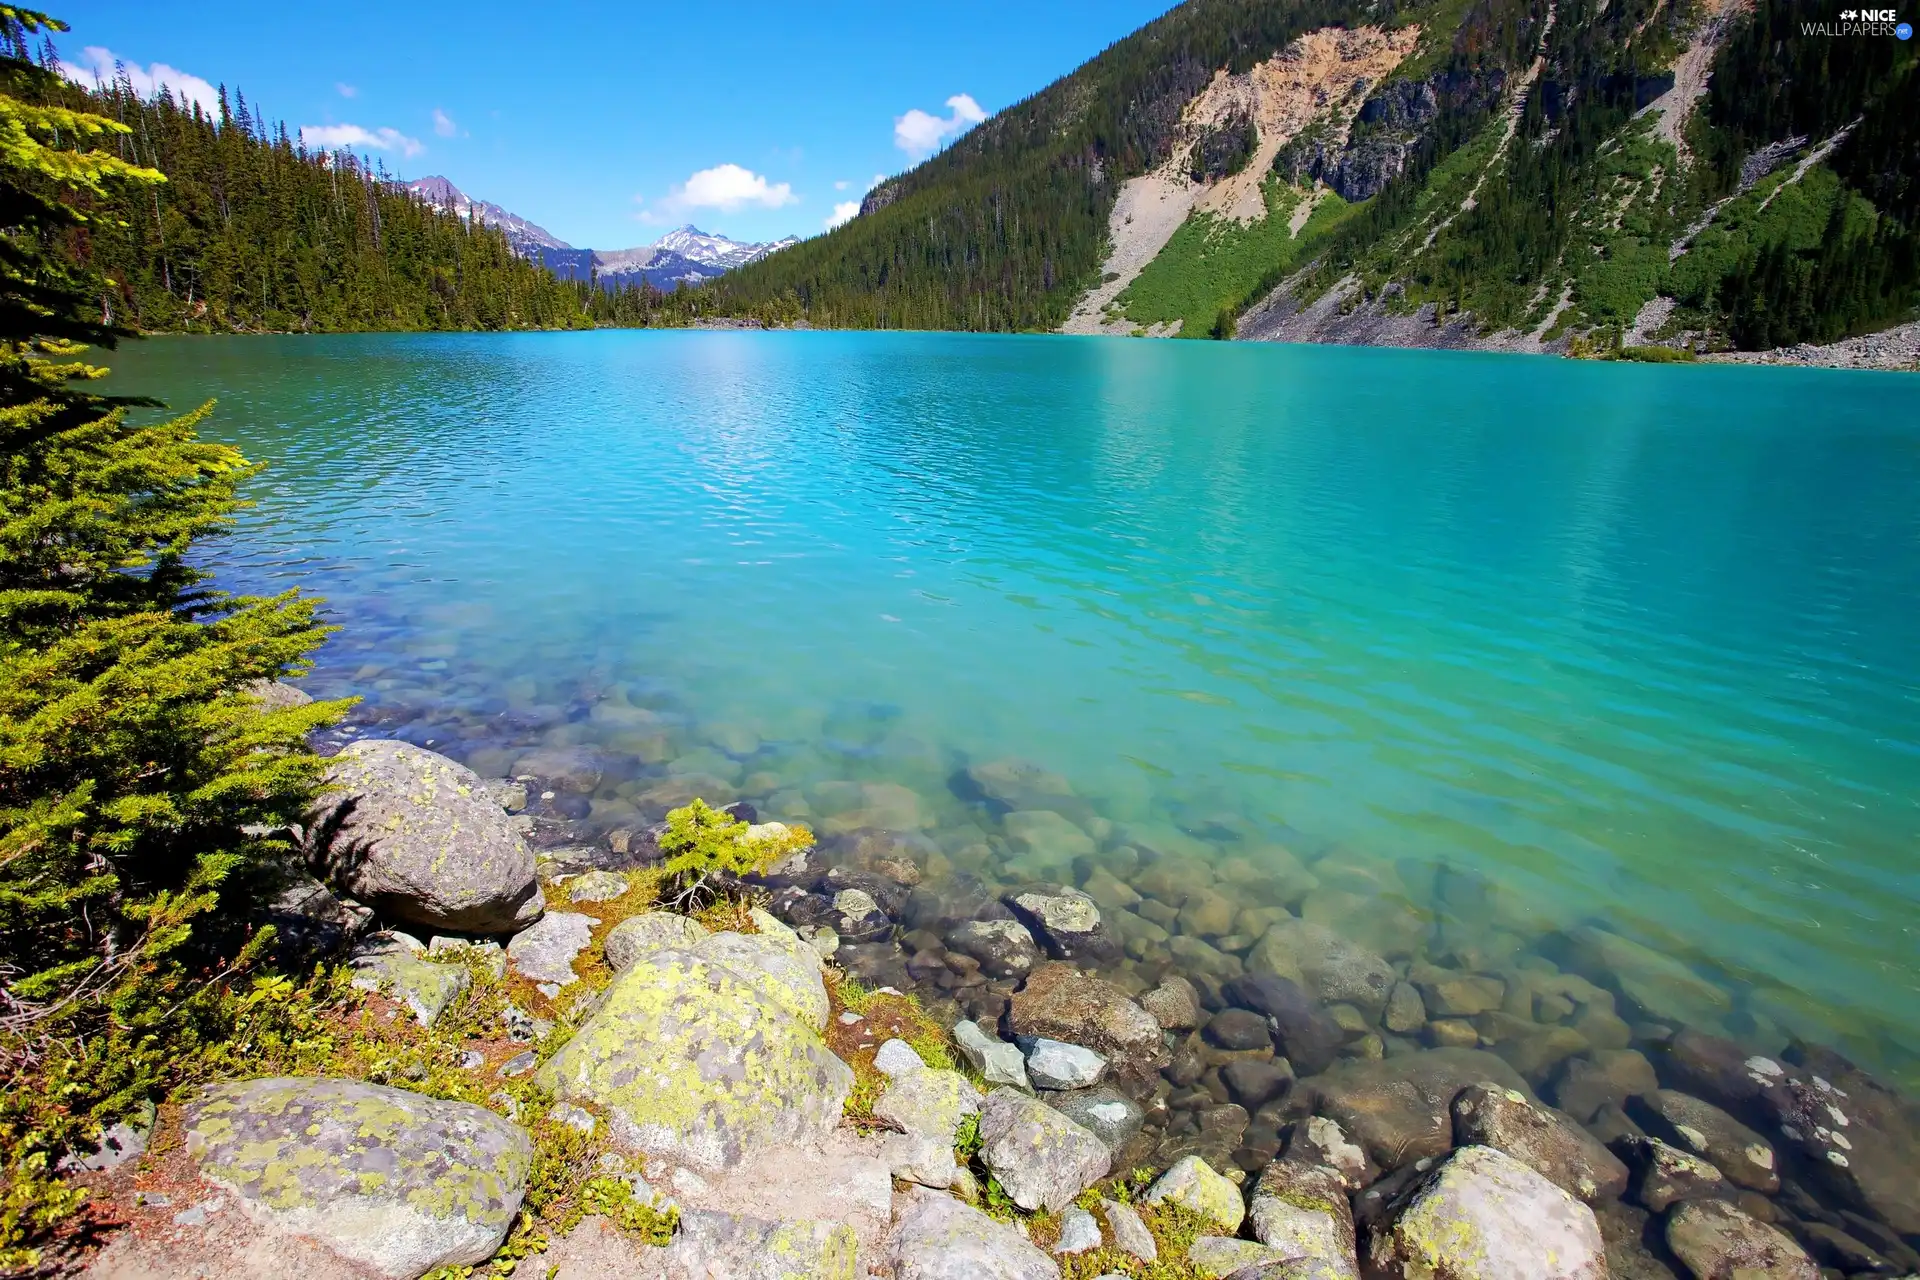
[404,175,572,252]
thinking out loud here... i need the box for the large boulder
[1664,1199,1818,1280]
[1007,963,1167,1088]
[534,938,848,1171]
[1363,1144,1607,1280]
[977,1088,1111,1213]
[1248,919,1394,1018]
[1451,1082,1627,1203]
[184,1076,531,1279]
[1307,1049,1530,1171]
[316,740,543,934]
[890,1186,1062,1279]
[1562,925,1732,1030]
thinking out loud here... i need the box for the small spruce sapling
[655,799,813,912]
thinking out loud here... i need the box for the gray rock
[184,1076,532,1279]
[697,917,830,1029]
[1632,1089,1778,1193]
[347,931,470,1026]
[1021,1036,1108,1090]
[565,869,629,903]
[1004,885,1120,964]
[1147,1155,1245,1233]
[535,941,849,1171]
[955,1019,1032,1091]
[1044,1086,1146,1153]
[978,1087,1112,1212]
[1623,1136,1728,1213]
[874,1037,927,1078]
[946,918,1043,980]
[1190,1237,1284,1275]
[1222,972,1347,1075]
[1665,1199,1817,1280]
[505,910,595,990]
[875,1060,983,1188]
[1248,919,1395,1017]
[1007,962,1166,1089]
[1140,975,1202,1031]
[1308,1048,1531,1171]
[1289,1115,1378,1190]
[601,911,707,971]
[889,1186,1062,1280]
[1054,1206,1102,1254]
[1363,1144,1607,1280]
[243,679,313,711]
[659,1208,857,1279]
[1451,1082,1628,1203]
[509,745,604,793]
[64,1099,155,1174]
[1221,1059,1294,1109]
[427,935,507,981]
[1248,1156,1360,1279]
[263,872,374,951]
[1100,1198,1157,1262]
[316,740,544,934]
[1205,1008,1274,1051]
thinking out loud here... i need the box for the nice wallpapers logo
[1805,7,1913,35]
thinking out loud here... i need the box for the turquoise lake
[105,330,1920,1080]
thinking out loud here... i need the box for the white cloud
[825,201,860,230]
[894,93,986,157]
[668,163,798,212]
[834,179,850,191]
[432,108,456,138]
[336,82,358,98]
[60,46,219,116]
[299,123,425,158]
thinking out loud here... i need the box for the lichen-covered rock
[1045,1086,1145,1153]
[602,911,708,971]
[565,869,629,903]
[978,1088,1112,1212]
[1004,885,1121,964]
[1147,1155,1245,1233]
[1189,1237,1284,1276]
[317,739,544,934]
[696,923,830,1030]
[946,918,1043,980]
[1021,1037,1107,1090]
[1248,1156,1360,1280]
[1308,1049,1531,1171]
[889,1186,1062,1279]
[1007,963,1166,1088]
[184,1076,532,1279]
[534,944,850,1171]
[1631,1090,1777,1193]
[1363,1144,1606,1280]
[1621,1136,1728,1213]
[1100,1198,1157,1262]
[347,931,469,1026]
[1451,1082,1627,1203]
[874,1060,983,1188]
[506,910,595,990]
[661,1207,859,1279]
[1248,919,1394,1017]
[1665,1199,1818,1280]
[1054,1206,1102,1254]
[955,1019,1033,1091]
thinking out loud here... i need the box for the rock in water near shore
[1363,1144,1607,1280]
[1247,919,1395,1018]
[977,1088,1112,1212]
[1664,1199,1818,1280]
[1248,1152,1361,1280]
[183,1076,532,1279]
[1307,1049,1530,1171]
[890,1187,1062,1279]
[1007,962,1167,1088]
[1451,1082,1627,1203]
[315,739,544,934]
[535,935,849,1171]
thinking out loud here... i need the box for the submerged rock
[946,919,1043,980]
[1248,919,1394,1017]
[1621,1136,1728,1213]
[1004,885,1120,964]
[534,938,848,1171]
[1631,1089,1777,1193]
[1140,975,1203,1031]
[977,1087,1111,1213]
[1363,1144,1606,1280]
[1007,963,1166,1088]
[316,740,544,934]
[1308,1048,1530,1171]
[1665,1199,1818,1280]
[1222,973,1346,1075]
[1563,925,1731,1030]
[184,1076,531,1279]
[1451,1082,1627,1203]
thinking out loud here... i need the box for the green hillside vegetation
[1115,180,1353,337]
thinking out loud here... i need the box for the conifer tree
[0,9,346,1264]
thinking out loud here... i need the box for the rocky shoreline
[69,686,1920,1279]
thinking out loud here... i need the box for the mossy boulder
[346,931,469,1026]
[535,941,850,1171]
[184,1076,532,1279]
[1148,1155,1246,1233]
[603,910,708,971]
[316,739,543,934]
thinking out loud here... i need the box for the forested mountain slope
[713,0,1918,355]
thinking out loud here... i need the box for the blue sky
[57,0,1179,249]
